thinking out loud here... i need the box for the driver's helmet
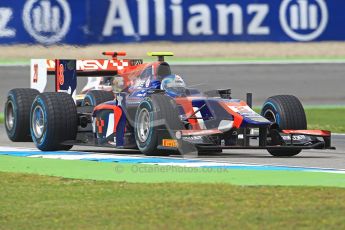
[160,75,186,95]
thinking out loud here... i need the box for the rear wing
[30,52,143,100]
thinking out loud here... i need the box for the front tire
[4,88,39,142]
[134,94,184,156]
[261,95,307,157]
[30,92,77,151]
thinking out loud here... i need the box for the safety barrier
[0,0,343,45]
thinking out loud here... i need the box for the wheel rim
[264,109,276,123]
[32,105,45,139]
[5,101,15,130]
[137,108,151,142]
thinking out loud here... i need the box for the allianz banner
[0,0,344,45]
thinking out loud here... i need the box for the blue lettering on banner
[0,0,344,44]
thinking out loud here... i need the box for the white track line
[1,146,345,173]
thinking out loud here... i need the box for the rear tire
[82,90,115,106]
[261,95,307,157]
[134,94,184,156]
[30,92,77,151]
[4,88,39,142]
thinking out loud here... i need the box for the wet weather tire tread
[5,88,39,141]
[263,95,307,130]
[135,94,184,156]
[262,95,307,157]
[31,92,77,151]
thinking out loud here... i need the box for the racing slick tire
[134,94,185,156]
[30,92,78,151]
[261,95,307,157]
[82,90,115,106]
[4,88,39,142]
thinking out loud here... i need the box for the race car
[4,51,334,157]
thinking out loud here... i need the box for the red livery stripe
[94,104,122,133]
[282,130,331,137]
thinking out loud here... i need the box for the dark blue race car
[4,52,334,156]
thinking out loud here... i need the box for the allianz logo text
[0,0,329,43]
[22,0,71,44]
[103,0,328,42]
[103,0,271,37]
[279,0,328,41]
[0,7,15,38]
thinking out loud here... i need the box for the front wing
[157,128,335,152]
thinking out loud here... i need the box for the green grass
[0,107,345,132]
[306,108,345,133]
[0,172,344,229]
[0,58,30,65]
[253,107,345,133]
[1,155,345,187]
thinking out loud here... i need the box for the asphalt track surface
[0,64,344,170]
[0,64,345,113]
